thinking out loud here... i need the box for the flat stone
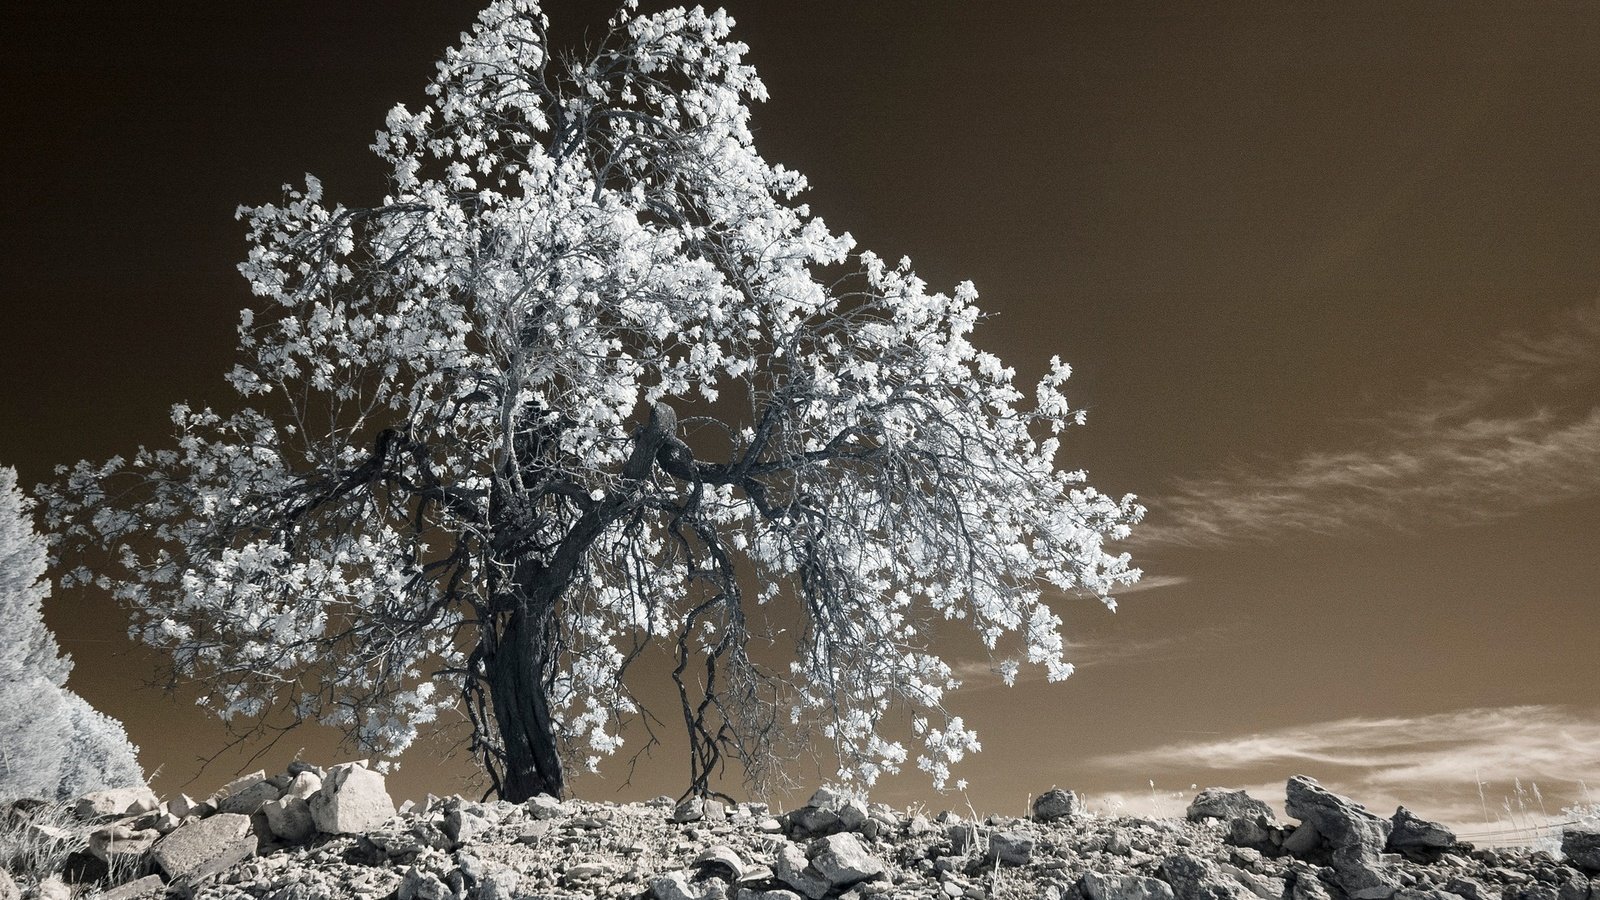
[88,824,159,865]
[152,812,256,880]
[1387,807,1456,863]
[95,875,166,900]
[217,777,283,815]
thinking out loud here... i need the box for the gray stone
[1083,871,1177,900]
[309,763,396,834]
[1228,815,1280,854]
[398,867,451,900]
[1557,874,1589,900]
[808,832,885,887]
[151,812,257,881]
[283,771,322,800]
[1285,776,1397,897]
[1162,853,1257,900]
[88,824,159,866]
[74,787,159,820]
[1291,873,1336,900]
[1446,878,1486,900]
[1387,807,1456,863]
[1283,822,1325,859]
[650,872,728,900]
[694,845,748,881]
[0,870,15,900]
[1034,788,1084,823]
[1564,830,1600,875]
[95,875,166,900]
[1190,789,1277,824]
[474,865,521,900]
[444,803,492,846]
[216,771,283,814]
[987,830,1036,865]
[34,876,71,900]
[262,794,316,843]
[947,822,979,854]
[774,841,831,900]
[735,890,803,900]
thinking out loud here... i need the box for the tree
[0,466,144,801]
[46,0,1142,802]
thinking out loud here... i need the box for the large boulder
[786,787,867,837]
[1284,776,1397,899]
[987,830,1036,865]
[309,762,396,835]
[772,841,830,900]
[1083,871,1177,900]
[1386,807,1455,863]
[1190,789,1276,824]
[151,812,257,881]
[1563,828,1600,875]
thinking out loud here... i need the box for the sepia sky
[2,2,1597,833]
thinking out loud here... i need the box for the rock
[309,762,397,834]
[1446,877,1487,900]
[526,794,568,819]
[1283,822,1325,859]
[283,770,322,800]
[695,845,748,881]
[1291,873,1336,900]
[35,877,71,900]
[736,890,804,900]
[674,795,729,824]
[474,865,521,900]
[216,771,283,814]
[0,870,15,900]
[151,812,257,881]
[651,871,729,900]
[988,830,1036,865]
[1387,808,1456,863]
[1084,872,1178,900]
[262,794,316,843]
[1162,852,1257,900]
[1557,874,1589,900]
[444,803,492,846]
[96,875,166,900]
[1035,788,1084,823]
[1228,815,1281,855]
[947,822,980,854]
[774,840,831,900]
[74,787,159,820]
[1564,830,1600,875]
[1191,789,1276,824]
[60,850,110,884]
[88,823,159,866]
[399,867,452,900]
[1285,776,1397,897]
[809,832,886,888]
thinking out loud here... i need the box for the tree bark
[485,602,565,801]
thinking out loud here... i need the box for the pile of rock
[2,771,1596,900]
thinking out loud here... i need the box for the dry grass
[0,800,147,897]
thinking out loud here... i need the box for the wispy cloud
[1137,301,1600,547]
[952,623,1233,689]
[1087,705,1600,831]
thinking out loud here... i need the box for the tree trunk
[485,603,565,801]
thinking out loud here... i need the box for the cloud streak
[1087,705,1600,831]
[1137,301,1600,547]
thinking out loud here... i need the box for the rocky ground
[3,763,1597,900]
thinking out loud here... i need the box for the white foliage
[0,467,144,802]
[44,2,1142,791]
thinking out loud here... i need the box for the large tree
[0,466,144,802]
[46,1,1142,801]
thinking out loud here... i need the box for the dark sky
[3,2,1597,833]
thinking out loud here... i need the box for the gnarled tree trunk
[484,602,565,801]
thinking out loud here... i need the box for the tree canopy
[46,0,1142,800]
[1,466,144,802]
